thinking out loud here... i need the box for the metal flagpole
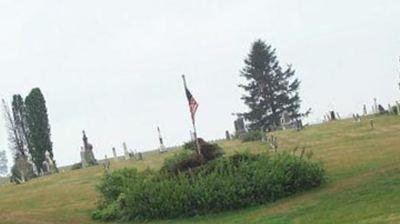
[182,74,202,158]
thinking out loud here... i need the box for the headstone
[234,116,246,136]
[363,104,368,116]
[44,150,55,173]
[356,114,361,122]
[80,147,88,167]
[378,104,386,115]
[42,160,50,175]
[123,142,130,160]
[295,119,303,131]
[330,111,336,120]
[280,111,293,130]
[129,149,134,159]
[103,155,110,170]
[388,104,392,115]
[80,130,98,168]
[112,147,118,161]
[137,152,143,160]
[260,127,266,142]
[370,119,374,129]
[225,130,231,140]
[157,127,166,153]
[397,101,400,115]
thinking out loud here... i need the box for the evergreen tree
[239,40,303,131]
[25,88,56,173]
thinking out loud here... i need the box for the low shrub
[161,139,224,175]
[93,152,325,221]
[183,140,197,151]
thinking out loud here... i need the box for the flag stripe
[185,87,199,121]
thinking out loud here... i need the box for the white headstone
[123,142,130,160]
[112,147,118,161]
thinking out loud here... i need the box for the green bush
[161,139,224,175]
[160,150,196,174]
[93,152,325,221]
[183,140,197,151]
[240,131,262,142]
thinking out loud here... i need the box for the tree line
[1,88,56,183]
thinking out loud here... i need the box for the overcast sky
[0,0,399,168]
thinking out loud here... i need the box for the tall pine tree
[239,40,302,131]
[25,88,56,173]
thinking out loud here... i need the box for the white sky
[0,0,399,168]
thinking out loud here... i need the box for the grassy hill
[0,115,400,224]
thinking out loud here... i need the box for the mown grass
[0,115,400,223]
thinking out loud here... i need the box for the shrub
[161,139,224,175]
[93,152,325,221]
[160,150,196,175]
[183,140,197,151]
[240,131,262,142]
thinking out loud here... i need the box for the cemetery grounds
[0,115,399,223]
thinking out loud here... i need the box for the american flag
[185,86,199,121]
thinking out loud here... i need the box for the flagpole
[182,74,202,159]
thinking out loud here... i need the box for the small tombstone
[112,147,118,161]
[225,130,231,140]
[370,119,374,129]
[42,160,50,175]
[80,131,98,168]
[295,119,303,131]
[280,111,293,130]
[373,98,378,114]
[378,104,386,115]
[137,152,143,160]
[330,111,336,120]
[103,155,110,170]
[363,104,368,116]
[234,117,246,137]
[157,127,167,153]
[123,142,130,160]
[129,149,135,159]
[336,112,341,120]
[396,101,400,115]
[356,114,361,122]
[80,147,88,168]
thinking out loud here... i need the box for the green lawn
[1,115,400,223]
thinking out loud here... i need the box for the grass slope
[0,115,400,223]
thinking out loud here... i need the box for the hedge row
[93,152,325,221]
